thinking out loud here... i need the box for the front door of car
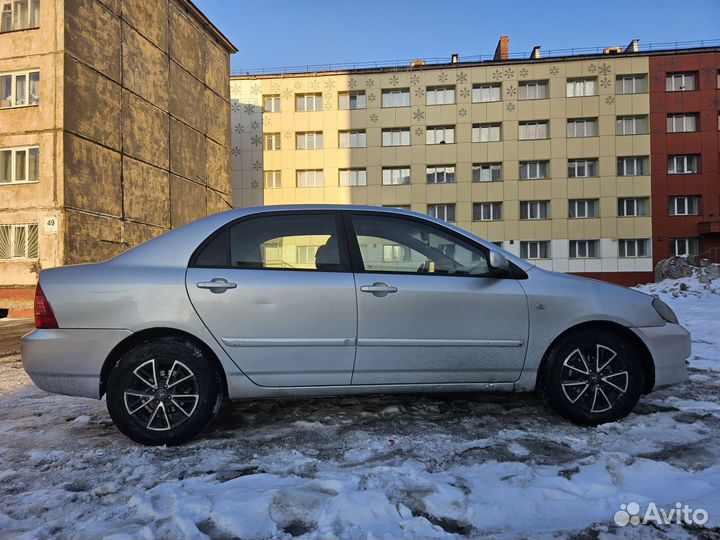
[347,213,529,385]
[186,212,357,387]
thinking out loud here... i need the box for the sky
[193,0,720,73]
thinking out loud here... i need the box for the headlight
[652,297,679,324]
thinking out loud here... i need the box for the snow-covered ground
[1,275,719,539]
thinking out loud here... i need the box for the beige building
[0,0,237,316]
[231,37,656,285]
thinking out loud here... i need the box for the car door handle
[360,282,398,297]
[196,278,237,293]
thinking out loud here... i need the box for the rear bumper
[21,328,131,399]
[631,323,691,391]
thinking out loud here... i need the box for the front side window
[381,88,410,107]
[426,165,455,184]
[520,161,549,180]
[264,170,281,189]
[567,158,598,178]
[426,85,455,105]
[668,155,699,174]
[382,128,410,146]
[520,201,549,220]
[473,202,502,221]
[616,75,646,94]
[263,94,280,112]
[666,72,697,92]
[567,118,597,138]
[519,80,548,100]
[427,203,455,222]
[338,91,366,110]
[0,70,39,108]
[472,163,501,182]
[295,93,323,112]
[520,240,549,260]
[264,133,281,151]
[669,196,700,216]
[667,113,698,133]
[0,222,38,259]
[0,0,39,33]
[296,131,323,150]
[339,168,367,187]
[472,83,501,102]
[569,199,598,218]
[339,130,366,148]
[0,146,39,183]
[426,126,455,145]
[618,197,647,217]
[670,237,699,256]
[566,78,597,97]
[296,170,324,187]
[616,115,647,135]
[472,123,501,142]
[617,156,648,176]
[569,239,599,258]
[619,239,650,258]
[519,121,549,140]
[382,167,410,185]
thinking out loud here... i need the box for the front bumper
[631,323,691,391]
[21,328,132,399]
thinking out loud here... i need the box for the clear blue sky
[193,0,720,73]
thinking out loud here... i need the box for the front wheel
[540,329,644,426]
[106,337,223,445]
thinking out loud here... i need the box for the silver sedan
[22,206,690,445]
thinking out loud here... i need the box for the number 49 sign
[44,216,58,234]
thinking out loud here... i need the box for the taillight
[34,284,58,329]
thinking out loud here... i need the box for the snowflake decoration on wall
[709,96,720,109]
[519,68,528,78]
[414,127,424,137]
[505,84,517,97]
[283,131,292,140]
[388,75,400,87]
[413,108,425,121]
[310,79,320,90]
[324,78,335,90]
[282,88,293,100]
[367,93,376,103]
[231,102,241,113]
[650,72,664,85]
[366,78,375,87]
[410,74,421,85]
[251,135,262,146]
[587,64,598,74]
[600,77,611,89]
[456,71,468,83]
[231,146,242,156]
[492,69,503,81]
[437,72,449,83]
[369,113,378,123]
[549,65,559,76]
[234,123,244,134]
[251,120,259,130]
[243,104,255,115]
[414,87,425,99]
[599,63,612,75]
[251,180,260,189]
[665,57,680,70]
[293,80,302,90]
[505,102,515,112]
[348,77,358,89]
[324,99,333,110]
[252,161,262,171]
[605,95,616,105]
[250,83,261,95]
[458,107,468,117]
[459,87,470,99]
[503,68,514,79]
[270,82,280,93]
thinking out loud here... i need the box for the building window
[616,115,647,135]
[426,125,455,145]
[670,237,699,256]
[519,80,548,100]
[296,131,323,150]
[617,156,648,176]
[567,118,597,138]
[263,133,281,151]
[666,72,697,92]
[472,83,501,102]
[382,167,410,185]
[263,95,280,112]
[264,170,281,189]
[338,91,366,110]
[569,199,598,218]
[669,195,701,216]
[381,88,410,107]
[339,130,366,148]
[567,158,597,178]
[296,170,324,188]
[472,123,501,142]
[566,78,597,97]
[383,244,412,263]
[618,198,648,217]
[520,240,549,259]
[667,113,698,133]
[426,165,455,184]
[339,168,367,187]
[619,239,650,258]
[0,146,39,184]
[427,203,455,222]
[295,93,323,112]
[520,161,549,180]
[473,202,502,221]
[519,120,549,140]
[569,239,599,258]
[0,0,39,33]
[0,223,38,259]
[616,74,646,94]
[382,128,410,146]
[426,85,455,105]
[520,201,549,220]
[0,69,39,108]
[472,163,501,182]
[668,155,699,174]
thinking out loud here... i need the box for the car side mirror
[489,251,511,274]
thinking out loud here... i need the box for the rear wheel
[106,337,223,445]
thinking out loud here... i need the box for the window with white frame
[520,240,549,259]
[296,131,323,150]
[382,128,410,146]
[0,146,39,184]
[296,170,324,187]
[381,88,410,107]
[519,80,548,100]
[339,168,367,187]
[520,161,549,180]
[383,244,411,263]
[569,239,599,258]
[0,223,38,259]
[426,126,455,144]
[666,72,697,92]
[616,115,647,135]
[0,0,39,33]
[382,167,410,185]
[426,86,455,105]
[264,170,281,189]
[619,239,650,258]
[264,133,281,150]
[427,203,455,222]
[566,78,597,97]
[569,199,598,218]
[668,155,699,174]
[567,118,597,137]
[519,120,549,140]
[520,200,549,219]
[296,245,319,265]
[0,69,39,108]
[667,113,698,133]
[473,202,502,221]
[472,123,501,142]
[295,93,323,111]
[618,197,648,217]
[670,237,699,256]
[567,158,598,178]
[616,74,646,94]
[617,156,649,176]
[472,83,501,102]
[472,163,501,182]
[669,195,700,216]
[426,165,455,184]
[263,95,280,112]
[339,130,366,148]
[338,91,366,110]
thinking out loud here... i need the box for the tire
[539,329,644,426]
[106,337,223,445]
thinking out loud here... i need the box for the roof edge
[174,0,238,54]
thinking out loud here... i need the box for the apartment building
[0,0,237,317]
[231,38,720,286]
